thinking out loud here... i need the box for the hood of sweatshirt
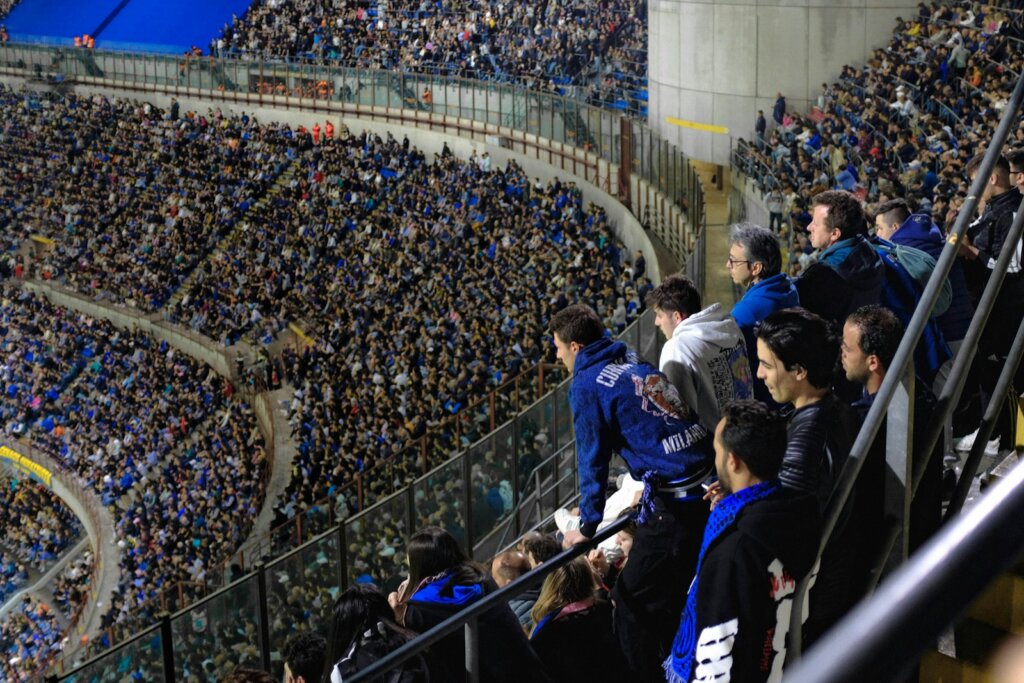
[573,337,629,378]
[674,303,744,351]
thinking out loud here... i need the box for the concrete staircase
[163,159,299,311]
[690,161,740,309]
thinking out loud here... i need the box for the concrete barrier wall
[649,0,920,165]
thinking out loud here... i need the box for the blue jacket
[892,214,971,343]
[730,273,799,405]
[569,337,712,536]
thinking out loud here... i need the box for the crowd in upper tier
[212,0,648,112]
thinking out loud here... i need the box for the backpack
[870,237,952,381]
[872,238,952,317]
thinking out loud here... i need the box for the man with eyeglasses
[727,223,799,407]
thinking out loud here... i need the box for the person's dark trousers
[611,495,709,681]
[769,211,783,233]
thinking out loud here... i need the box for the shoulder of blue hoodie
[731,274,799,331]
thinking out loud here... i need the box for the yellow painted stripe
[666,117,729,135]
[288,322,316,346]
[0,445,53,487]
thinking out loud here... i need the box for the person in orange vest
[422,87,432,107]
[325,120,334,140]
[312,122,321,144]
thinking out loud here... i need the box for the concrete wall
[22,280,240,380]
[649,0,919,165]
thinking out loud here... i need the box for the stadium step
[162,159,299,311]
[918,452,1023,682]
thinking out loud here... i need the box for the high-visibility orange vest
[325,121,334,139]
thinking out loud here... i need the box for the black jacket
[781,394,860,511]
[966,187,1023,294]
[795,235,883,329]
[530,600,627,683]
[404,578,551,683]
[781,394,864,644]
[691,489,820,682]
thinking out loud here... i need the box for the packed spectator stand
[0,471,81,602]
[0,87,293,310]
[734,1,1024,258]
[213,0,649,114]
[0,283,268,661]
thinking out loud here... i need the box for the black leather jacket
[781,393,861,512]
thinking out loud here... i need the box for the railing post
[338,523,349,592]
[489,393,496,433]
[356,472,365,511]
[406,486,417,551]
[882,369,914,579]
[255,563,272,673]
[465,617,480,683]
[463,451,474,557]
[159,612,176,683]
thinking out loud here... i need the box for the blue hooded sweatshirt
[569,337,713,537]
[730,272,799,405]
[890,213,972,343]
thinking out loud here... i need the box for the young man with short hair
[666,400,820,683]
[646,274,752,430]
[283,631,327,683]
[755,307,863,645]
[551,303,712,680]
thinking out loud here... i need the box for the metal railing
[785,65,1024,673]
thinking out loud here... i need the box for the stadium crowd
[220,167,1024,682]
[0,285,268,649]
[217,135,644,542]
[0,597,65,682]
[0,86,293,310]
[213,0,647,111]
[0,471,81,590]
[736,1,1024,245]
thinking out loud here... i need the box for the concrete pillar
[649,0,920,165]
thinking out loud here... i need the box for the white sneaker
[984,438,1001,457]
[955,429,979,452]
[554,508,581,533]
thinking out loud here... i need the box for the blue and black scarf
[664,480,780,683]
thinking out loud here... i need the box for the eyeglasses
[1010,169,1024,177]
[726,257,751,267]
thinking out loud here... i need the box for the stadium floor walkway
[692,161,739,309]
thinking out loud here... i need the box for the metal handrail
[484,440,577,557]
[349,515,631,682]
[785,456,1024,683]
[787,65,1024,660]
